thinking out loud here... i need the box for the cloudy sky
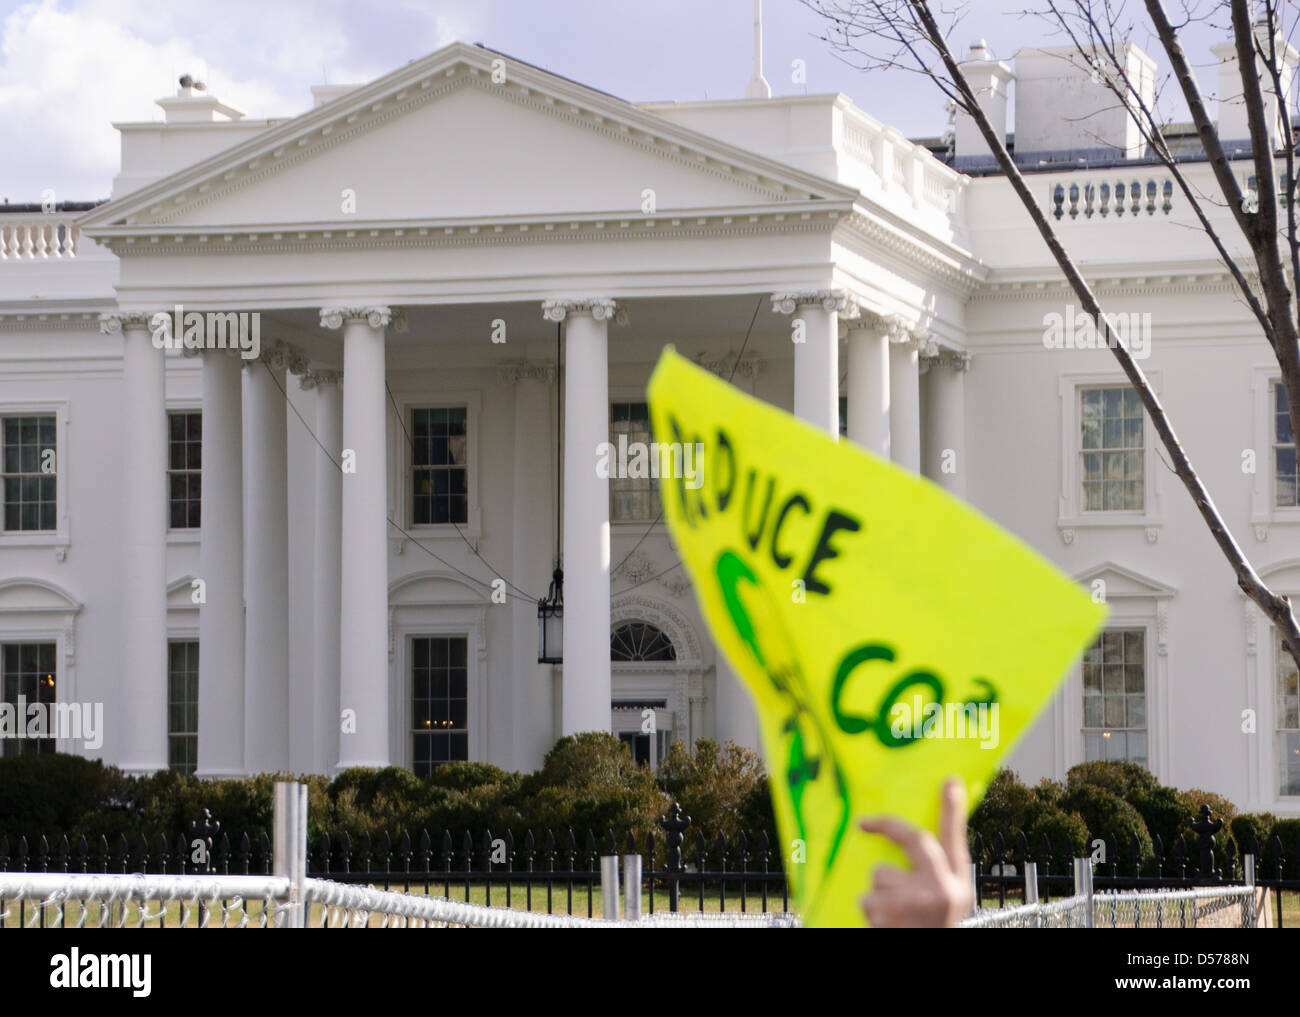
[0,0,1242,203]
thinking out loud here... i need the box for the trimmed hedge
[0,734,766,848]
[972,762,1300,877]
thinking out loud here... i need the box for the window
[1082,629,1146,765]
[1278,632,1300,796]
[168,641,199,775]
[2,415,56,532]
[1,642,56,757]
[411,636,468,774]
[412,408,468,525]
[613,700,670,767]
[611,622,677,662]
[1081,387,1144,511]
[610,402,661,522]
[1274,383,1299,508]
[168,412,202,529]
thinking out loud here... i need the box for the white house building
[1,30,1298,816]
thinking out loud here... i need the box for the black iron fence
[6,801,1299,924]
[0,804,789,918]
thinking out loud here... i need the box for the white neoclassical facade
[2,35,1298,815]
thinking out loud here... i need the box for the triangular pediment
[1073,561,1176,599]
[81,43,855,234]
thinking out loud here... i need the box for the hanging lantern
[537,567,563,664]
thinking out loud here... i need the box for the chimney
[1212,18,1299,155]
[155,74,245,123]
[953,40,1013,167]
[1013,43,1155,162]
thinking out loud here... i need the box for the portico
[78,41,971,775]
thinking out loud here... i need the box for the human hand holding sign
[859,778,973,928]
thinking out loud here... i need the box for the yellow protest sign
[645,349,1106,928]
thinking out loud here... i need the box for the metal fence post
[1072,857,1095,929]
[1244,853,1258,929]
[968,861,979,917]
[1023,861,1039,906]
[600,855,620,921]
[272,781,308,929]
[623,853,642,922]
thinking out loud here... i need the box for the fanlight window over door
[610,622,677,662]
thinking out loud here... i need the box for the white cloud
[0,0,476,200]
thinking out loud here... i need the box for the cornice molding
[96,208,840,258]
[970,271,1242,301]
[0,312,102,332]
[839,209,984,293]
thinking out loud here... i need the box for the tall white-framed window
[1277,631,1300,797]
[1,641,56,757]
[609,401,661,523]
[410,634,469,775]
[390,391,481,539]
[1272,382,1299,508]
[1250,369,1300,538]
[1057,373,1162,541]
[0,402,69,550]
[1081,628,1147,766]
[1080,387,1144,512]
[167,639,198,774]
[167,411,202,530]
[2,414,56,532]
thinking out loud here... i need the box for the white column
[242,348,291,774]
[305,370,343,776]
[889,332,926,472]
[197,349,245,777]
[771,291,846,436]
[322,306,392,768]
[714,654,760,753]
[503,359,557,768]
[844,315,895,457]
[543,298,614,736]
[922,350,971,497]
[102,312,168,773]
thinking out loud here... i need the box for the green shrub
[1026,806,1089,860]
[0,754,130,841]
[529,732,643,791]
[1066,761,1158,798]
[656,738,767,841]
[1058,784,1153,870]
[969,768,1040,848]
[1130,785,1189,851]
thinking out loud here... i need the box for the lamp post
[538,320,564,664]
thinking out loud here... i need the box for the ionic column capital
[770,289,854,315]
[300,368,343,391]
[541,297,622,323]
[243,338,309,375]
[921,346,973,373]
[98,311,153,334]
[497,359,558,384]
[319,305,395,330]
[691,349,764,382]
